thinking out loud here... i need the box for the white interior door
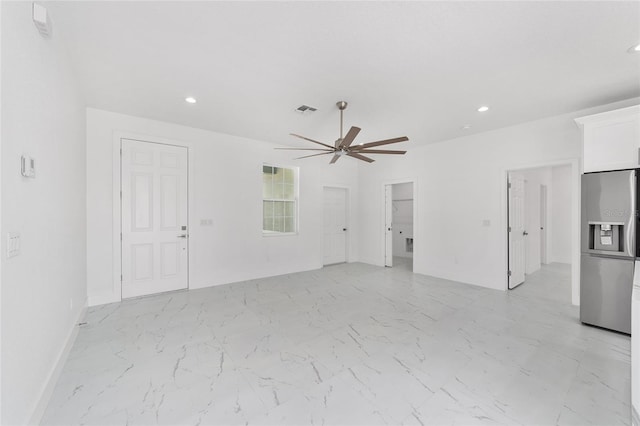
[385,185,393,267]
[323,187,348,265]
[509,173,526,289]
[540,184,548,265]
[121,139,188,299]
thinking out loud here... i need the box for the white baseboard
[28,304,87,425]
[88,293,120,307]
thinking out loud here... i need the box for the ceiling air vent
[295,105,318,115]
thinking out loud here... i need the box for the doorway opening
[384,182,414,271]
[507,164,574,303]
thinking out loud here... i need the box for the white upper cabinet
[575,105,640,173]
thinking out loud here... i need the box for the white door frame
[322,185,351,264]
[540,184,548,265]
[384,185,393,267]
[112,131,194,303]
[381,178,418,272]
[502,158,580,305]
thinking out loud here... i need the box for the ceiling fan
[278,101,409,164]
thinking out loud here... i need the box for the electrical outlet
[7,233,20,258]
[21,155,36,178]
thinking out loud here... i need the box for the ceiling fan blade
[346,152,375,163]
[290,133,335,150]
[295,151,335,160]
[275,148,334,151]
[329,154,341,164]
[355,149,407,154]
[338,126,361,149]
[353,136,409,150]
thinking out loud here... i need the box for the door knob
[177,234,188,239]
[343,228,347,231]
[523,231,529,236]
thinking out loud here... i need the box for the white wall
[0,2,4,422]
[392,183,413,259]
[357,98,638,300]
[519,167,552,275]
[1,3,87,424]
[551,165,572,264]
[86,108,359,305]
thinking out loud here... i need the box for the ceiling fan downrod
[337,101,348,144]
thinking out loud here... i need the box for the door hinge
[120,232,122,240]
[508,270,512,277]
[508,226,512,232]
[507,182,512,189]
[120,274,123,281]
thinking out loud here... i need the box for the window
[262,165,297,234]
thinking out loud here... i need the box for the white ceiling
[50,1,640,148]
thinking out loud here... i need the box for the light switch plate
[7,233,20,258]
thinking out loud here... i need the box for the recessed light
[628,43,640,53]
[461,125,471,130]
[477,106,489,112]
[185,97,197,104]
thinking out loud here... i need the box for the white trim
[262,231,298,238]
[112,131,194,305]
[381,178,418,272]
[502,158,581,305]
[29,304,87,425]
[0,2,3,422]
[88,293,120,308]
[322,185,352,264]
[574,104,640,127]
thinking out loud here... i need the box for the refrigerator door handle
[628,171,637,258]
[627,170,638,256]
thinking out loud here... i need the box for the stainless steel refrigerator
[581,169,638,334]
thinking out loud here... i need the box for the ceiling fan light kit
[278,101,409,164]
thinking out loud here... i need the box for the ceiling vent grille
[295,105,318,114]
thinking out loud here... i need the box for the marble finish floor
[391,256,413,272]
[42,263,631,425]
[511,262,573,305]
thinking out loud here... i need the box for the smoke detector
[295,105,318,115]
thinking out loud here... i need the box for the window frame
[262,163,299,237]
